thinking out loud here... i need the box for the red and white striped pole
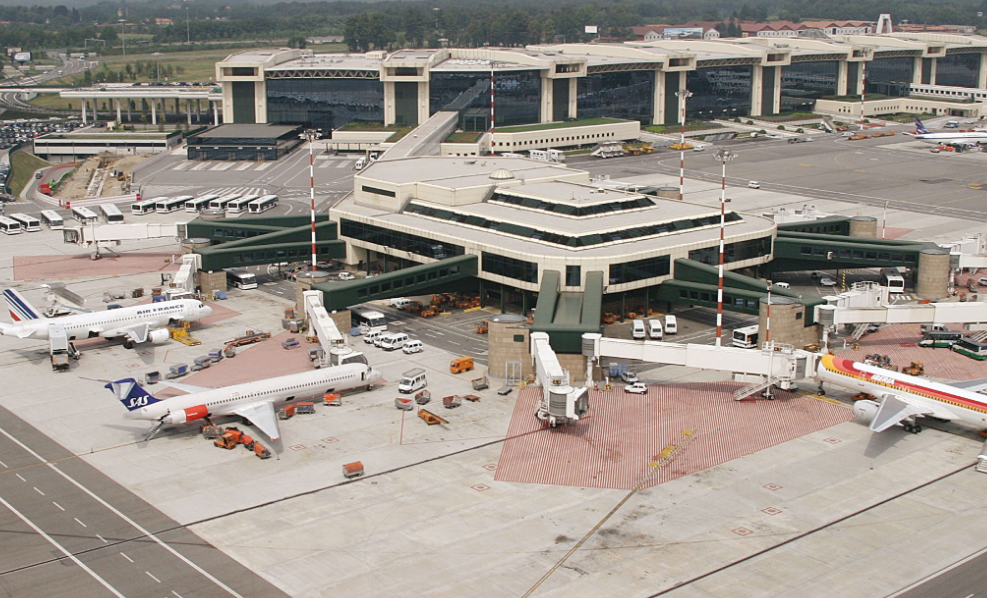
[489,66,496,155]
[307,130,317,271]
[859,60,867,129]
[713,148,736,346]
[675,90,692,200]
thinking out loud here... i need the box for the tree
[100,27,118,46]
[287,35,306,49]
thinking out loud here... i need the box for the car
[819,277,837,287]
[969,281,979,293]
[773,282,790,289]
[692,145,705,152]
[337,271,355,281]
[624,382,648,394]
[978,277,987,286]
[747,181,760,189]
[810,271,826,280]
[620,371,639,384]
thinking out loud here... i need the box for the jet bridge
[815,282,987,328]
[63,222,187,258]
[530,332,589,427]
[302,290,365,367]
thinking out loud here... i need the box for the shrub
[778,125,786,130]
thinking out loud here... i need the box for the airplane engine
[149,328,170,344]
[852,399,880,424]
[163,405,209,425]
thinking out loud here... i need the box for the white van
[664,315,677,335]
[398,368,426,393]
[402,339,423,354]
[389,297,413,309]
[379,332,409,351]
[363,330,383,345]
[354,157,367,170]
[632,320,646,340]
[648,319,663,340]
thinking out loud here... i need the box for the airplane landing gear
[902,422,922,434]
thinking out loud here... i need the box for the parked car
[620,371,639,384]
[747,181,761,189]
[810,271,826,280]
[978,277,987,286]
[820,277,837,287]
[624,382,648,394]
[338,271,355,281]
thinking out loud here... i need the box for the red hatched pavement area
[495,384,853,490]
[14,252,180,281]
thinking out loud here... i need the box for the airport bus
[98,203,124,224]
[0,216,23,235]
[918,330,964,348]
[8,213,41,232]
[248,194,279,214]
[952,337,987,360]
[880,268,906,294]
[225,194,259,214]
[224,268,258,290]
[155,195,192,214]
[351,306,387,334]
[732,324,759,349]
[71,206,99,225]
[131,198,159,215]
[208,193,241,211]
[184,194,218,213]
[39,210,64,230]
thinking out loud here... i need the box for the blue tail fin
[4,289,40,322]
[914,118,930,134]
[105,378,161,411]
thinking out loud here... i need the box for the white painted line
[319,161,332,169]
[121,552,133,563]
[0,459,6,468]
[146,571,161,583]
[0,495,125,598]
[34,487,44,496]
[235,162,252,171]
[15,473,24,482]
[173,591,184,598]
[53,502,64,511]
[97,534,107,543]
[255,162,272,171]
[432,331,446,336]
[75,517,86,528]
[448,340,461,346]
[336,161,349,168]
[0,426,246,598]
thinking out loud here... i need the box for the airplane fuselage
[913,132,987,145]
[3,299,208,340]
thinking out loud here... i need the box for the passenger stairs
[733,377,776,401]
[850,323,870,342]
[968,329,987,343]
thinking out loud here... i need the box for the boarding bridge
[165,254,200,300]
[302,290,365,367]
[940,235,987,270]
[530,332,589,427]
[582,333,810,397]
[63,222,187,258]
[815,282,987,327]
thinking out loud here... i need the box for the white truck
[591,141,625,159]
[49,325,79,371]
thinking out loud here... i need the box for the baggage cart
[443,395,463,409]
[343,461,364,479]
[395,397,415,411]
[296,401,316,414]
[414,389,431,405]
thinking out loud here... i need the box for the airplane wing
[102,322,150,342]
[870,393,942,432]
[233,401,281,442]
[154,380,213,394]
[952,378,987,392]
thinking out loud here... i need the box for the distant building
[896,23,977,34]
[154,17,173,26]
[631,23,719,41]
[800,20,873,35]
[740,21,805,37]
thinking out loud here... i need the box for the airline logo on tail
[914,118,931,135]
[106,378,162,411]
[4,289,40,322]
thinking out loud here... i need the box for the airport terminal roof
[192,124,299,139]
[358,156,579,188]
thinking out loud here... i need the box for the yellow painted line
[798,390,845,406]
[464,306,482,313]
[798,163,812,167]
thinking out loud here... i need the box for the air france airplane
[0,288,211,348]
[107,362,382,441]
[907,117,987,145]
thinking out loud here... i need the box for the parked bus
[732,324,759,349]
[71,206,99,225]
[224,268,258,290]
[185,194,219,213]
[918,330,964,348]
[8,213,41,232]
[351,306,387,334]
[880,268,906,294]
[39,210,64,230]
[0,216,23,235]
[248,194,279,214]
[952,337,987,360]
[208,193,241,211]
[131,198,159,215]
[225,194,259,214]
[155,195,192,214]
[98,203,124,224]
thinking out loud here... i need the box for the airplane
[815,354,987,434]
[906,117,987,145]
[106,362,383,441]
[1,288,212,349]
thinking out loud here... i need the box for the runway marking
[448,340,461,345]
[0,426,247,598]
[146,571,161,583]
[97,534,107,543]
[0,495,125,598]
[121,552,133,563]
[34,486,44,496]
[53,501,64,511]
[0,459,8,468]
[75,517,86,527]
[15,473,24,481]
[173,591,184,598]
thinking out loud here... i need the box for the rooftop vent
[490,168,515,180]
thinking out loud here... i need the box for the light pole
[304,129,320,271]
[153,52,162,81]
[186,5,191,45]
[712,148,736,347]
[675,89,693,201]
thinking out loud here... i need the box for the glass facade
[937,53,980,88]
[866,57,913,97]
[781,61,839,112]
[577,70,655,124]
[266,78,384,132]
[609,255,671,285]
[232,82,255,123]
[430,70,541,128]
[340,219,464,260]
[482,252,538,283]
[565,265,581,287]
[663,71,681,124]
[393,81,418,126]
[553,78,570,122]
[688,236,773,265]
[687,66,752,120]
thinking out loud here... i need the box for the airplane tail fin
[4,289,41,322]
[914,117,930,134]
[105,378,162,411]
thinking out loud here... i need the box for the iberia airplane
[816,354,987,434]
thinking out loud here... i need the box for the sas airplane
[107,362,382,441]
[1,288,211,348]
[906,117,987,145]
[816,354,987,434]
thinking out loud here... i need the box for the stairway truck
[49,326,72,371]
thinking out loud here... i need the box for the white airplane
[906,117,987,145]
[816,354,987,434]
[106,362,382,441]
[1,288,212,348]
